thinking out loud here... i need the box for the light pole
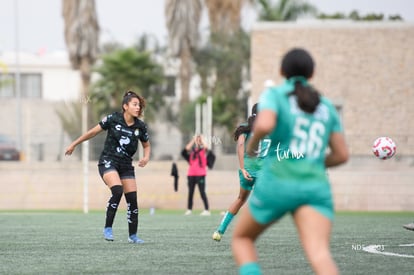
[14,0,23,156]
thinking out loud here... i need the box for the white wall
[0,51,80,101]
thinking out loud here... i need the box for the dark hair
[234,103,258,141]
[122,90,146,117]
[282,48,320,113]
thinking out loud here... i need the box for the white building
[0,51,81,161]
[0,51,80,101]
[0,50,202,161]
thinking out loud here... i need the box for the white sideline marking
[399,243,414,247]
[363,243,414,258]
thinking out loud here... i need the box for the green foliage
[318,12,346,20]
[318,10,403,21]
[388,14,403,21]
[257,0,318,21]
[134,33,165,54]
[193,30,250,134]
[90,47,165,122]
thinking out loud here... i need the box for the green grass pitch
[0,210,413,274]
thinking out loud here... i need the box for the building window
[0,73,42,98]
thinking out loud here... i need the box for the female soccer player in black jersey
[65,91,151,244]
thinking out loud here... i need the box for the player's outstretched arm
[65,124,103,156]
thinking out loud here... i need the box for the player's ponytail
[281,48,320,113]
[233,103,257,141]
[290,78,320,114]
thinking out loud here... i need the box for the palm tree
[194,30,251,140]
[62,0,99,133]
[62,0,99,213]
[91,48,164,123]
[165,0,202,106]
[204,0,244,34]
[257,0,317,21]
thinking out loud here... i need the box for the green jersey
[258,79,343,183]
[242,131,270,172]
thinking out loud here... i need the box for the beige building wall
[250,20,414,156]
[0,159,412,212]
[250,20,414,211]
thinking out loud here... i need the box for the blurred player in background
[212,103,269,241]
[232,48,349,275]
[65,91,150,244]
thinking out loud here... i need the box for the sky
[0,0,413,54]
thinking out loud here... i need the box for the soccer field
[0,211,413,275]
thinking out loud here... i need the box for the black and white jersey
[98,112,149,164]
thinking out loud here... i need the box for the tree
[193,30,251,141]
[62,0,99,143]
[62,0,99,213]
[62,0,99,103]
[90,48,165,123]
[204,0,245,34]
[165,0,202,106]
[257,0,317,21]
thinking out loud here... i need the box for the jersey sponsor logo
[122,129,133,135]
[275,142,305,161]
[115,124,133,135]
[134,129,139,136]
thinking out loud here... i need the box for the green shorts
[239,168,258,191]
[248,174,334,224]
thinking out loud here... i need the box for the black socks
[104,185,123,228]
[125,191,139,236]
[104,186,139,237]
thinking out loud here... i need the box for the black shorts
[98,158,135,179]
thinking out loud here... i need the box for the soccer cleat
[200,210,211,216]
[212,231,222,242]
[128,234,145,244]
[403,222,414,231]
[184,210,192,215]
[103,227,114,241]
